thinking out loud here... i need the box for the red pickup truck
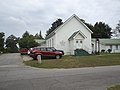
[30,47,63,60]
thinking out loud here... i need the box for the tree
[80,19,112,38]
[35,33,39,39]
[19,31,38,49]
[5,35,18,53]
[35,30,44,39]
[80,19,94,31]
[39,31,44,39]
[92,22,112,38]
[0,32,5,52]
[22,31,30,38]
[46,18,63,36]
[112,20,120,39]
[116,20,120,33]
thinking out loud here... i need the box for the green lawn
[107,85,120,90]
[24,53,120,68]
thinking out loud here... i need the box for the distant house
[35,39,46,47]
[92,39,120,53]
[46,14,93,55]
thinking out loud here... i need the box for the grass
[107,85,120,90]
[24,53,120,68]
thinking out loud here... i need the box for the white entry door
[75,40,83,49]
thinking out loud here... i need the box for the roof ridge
[46,14,93,39]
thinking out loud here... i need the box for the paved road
[0,53,120,90]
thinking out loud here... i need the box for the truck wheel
[56,55,61,59]
[33,57,37,60]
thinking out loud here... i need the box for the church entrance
[75,39,83,49]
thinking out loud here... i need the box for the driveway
[0,53,23,66]
[0,53,120,90]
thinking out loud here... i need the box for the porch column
[95,38,100,54]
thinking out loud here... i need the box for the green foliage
[35,30,44,39]
[112,20,120,38]
[22,31,30,38]
[80,19,95,33]
[46,18,63,36]
[101,49,105,53]
[108,49,112,53]
[19,31,39,49]
[5,35,18,53]
[81,20,112,38]
[34,33,39,39]
[116,20,120,33]
[107,85,120,90]
[0,32,5,52]
[93,22,112,38]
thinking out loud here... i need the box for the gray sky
[0,0,120,38]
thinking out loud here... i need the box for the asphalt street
[0,53,120,90]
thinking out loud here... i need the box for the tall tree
[80,19,112,38]
[22,31,30,38]
[46,18,63,36]
[39,30,44,39]
[6,35,18,53]
[112,20,120,38]
[35,30,44,39]
[19,31,38,49]
[116,20,120,33]
[0,32,5,52]
[93,22,112,38]
[35,33,39,39]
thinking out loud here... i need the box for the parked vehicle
[49,47,64,55]
[19,48,28,55]
[30,47,63,60]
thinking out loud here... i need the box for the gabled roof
[68,31,86,40]
[92,39,120,45]
[46,14,93,39]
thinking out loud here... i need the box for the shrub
[101,49,105,53]
[108,49,112,53]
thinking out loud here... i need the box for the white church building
[46,14,93,55]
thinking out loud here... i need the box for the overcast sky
[0,0,120,38]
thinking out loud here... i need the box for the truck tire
[56,55,61,59]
